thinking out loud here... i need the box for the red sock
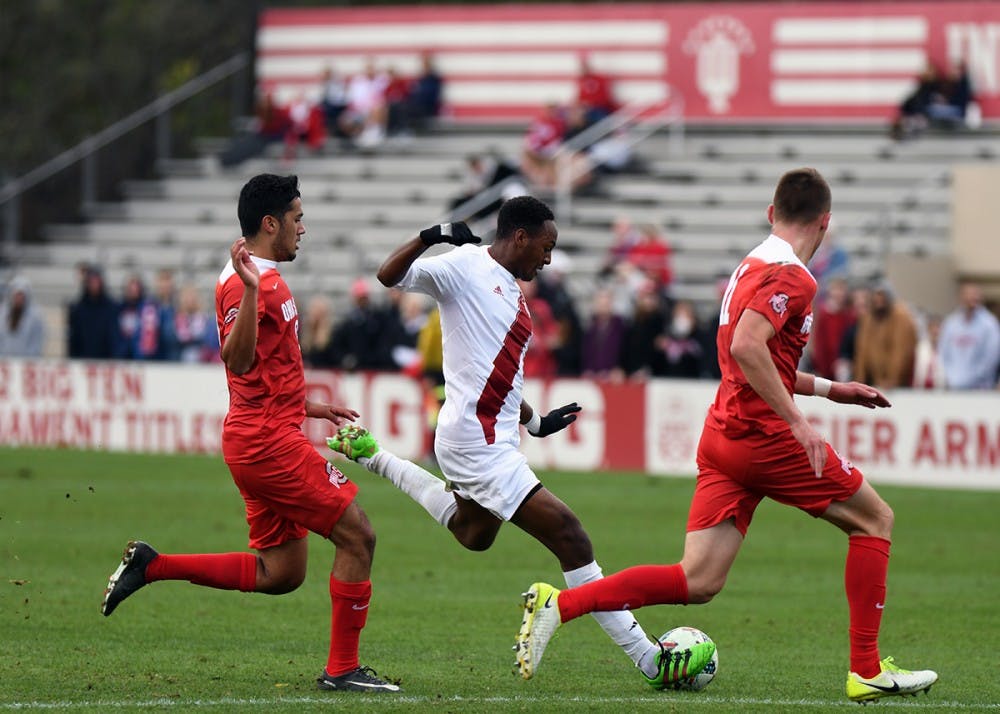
[326,577,371,677]
[145,552,257,592]
[845,535,890,678]
[559,564,688,623]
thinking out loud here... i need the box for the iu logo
[683,15,755,114]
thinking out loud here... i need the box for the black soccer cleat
[101,540,158,617]
[317,666,401,692]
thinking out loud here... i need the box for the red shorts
[689,426,863,536]
[227,433,358,551]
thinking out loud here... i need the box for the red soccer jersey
[215,256,305,463]
[706,234,816,438]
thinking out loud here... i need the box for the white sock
[563,561,660,678]
[367,450,458,527]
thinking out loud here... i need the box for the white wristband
[814,377,833,398]
[440,222,452,237]
[525,411,542,435]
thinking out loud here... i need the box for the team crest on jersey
[769,293,789,316]
[834,448,853,475]
[223,307,239,326]
[801,314,813,335]
[326,462,348,488]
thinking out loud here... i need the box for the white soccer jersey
[398,244,531,447]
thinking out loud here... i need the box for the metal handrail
[444,97,686,229]
[1,52,249,255]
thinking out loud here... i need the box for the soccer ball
[656,626,718,691]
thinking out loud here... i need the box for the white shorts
[434,437,540,521]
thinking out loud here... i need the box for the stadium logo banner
[2,360,998,490]
[258,2,1000,122]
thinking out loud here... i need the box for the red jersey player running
[100,174,399,693]
[514,168,938,703]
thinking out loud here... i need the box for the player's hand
[790,418,827,478]
[419,221,482,247]
[231,237,260,289]
[306,400,360,426]
[528,403,581,438]
[827,381,891,409]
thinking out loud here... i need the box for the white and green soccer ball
[657,626,718,691]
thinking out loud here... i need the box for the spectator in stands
[700,274,731,382]
[852,281,918,389]
[448,152,526,223]
[520,102,565,190]
[340,59,389,149]
[115,274,166,360]
[404,53,444,134]
[283,93,326,161]
[0,275,46,358]
[654,299,707,379]
[153,269,179,360]
[619,278,668,379]
[625,223,673,296]
[519,278,559,378]
[808,218,850,294]
[300,294,339,368]
[926,62,974,129]
[938,281,1000,389]
[331,277,387,371]
[379,289,429,373]
[600,215,641,276]
[576,53,618,126]
[834,285,871,383]
[535,249,582,376]
[173,284,213,363]
[220,90,290,166]
[384,66,413,137]
[580,288,627,379]
[809,277,856,380]
[318,66,350,140]
[68,266,118,360]
[912,314,946,390]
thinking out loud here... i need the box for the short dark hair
[772,168,831,225]
[238,174,301,237]
[495,195,554,240]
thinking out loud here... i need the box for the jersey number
[718,263,749,327]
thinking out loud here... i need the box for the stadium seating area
[15,122,999,356]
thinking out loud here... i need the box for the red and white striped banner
[257,2,1000,122]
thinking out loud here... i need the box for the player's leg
[328,426,459,530]
[821,479,936,700]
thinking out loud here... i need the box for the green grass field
[1,446,998,712]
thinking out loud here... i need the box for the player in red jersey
[515,168,938,702]
[100,174,399,693]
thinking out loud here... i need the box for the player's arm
[731,309,827,477]
[377,222,481,287]
[220,238,259,375]
[520,400,581,438]
[794,371,891,409]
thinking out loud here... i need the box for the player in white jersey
[329,196,682,686]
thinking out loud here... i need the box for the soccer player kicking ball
[514,169,938,703]
[101,174,399,693]
[328,196,705,688]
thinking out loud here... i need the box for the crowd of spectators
[221,54,444,166]
[57,266,219,363]
[891,61,977,141]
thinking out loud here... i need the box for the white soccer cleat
[846,657,938,702]
[514,582,561,679]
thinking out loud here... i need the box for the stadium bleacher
[17,122,999,357]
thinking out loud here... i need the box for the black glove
[419,221,481,247]
[527,403,581,437]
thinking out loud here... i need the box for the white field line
[1,694,994,710]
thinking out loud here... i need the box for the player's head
[238,174,304,261]
[771,168,831,226]
[493,196,557,282]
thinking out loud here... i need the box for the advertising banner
[258,2,1000,122]
[2,360,998,490]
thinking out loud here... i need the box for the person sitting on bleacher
[0,275,46,358]
[68,266,118,360]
